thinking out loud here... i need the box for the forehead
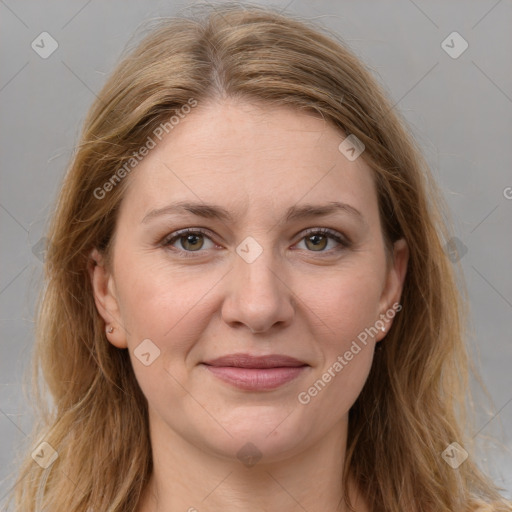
[118,98,378,225]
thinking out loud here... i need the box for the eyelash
[160,227,350,259]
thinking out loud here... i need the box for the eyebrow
[141,200,365,225]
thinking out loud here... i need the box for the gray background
[1,0,511,505]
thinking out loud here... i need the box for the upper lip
[203,353,308,369]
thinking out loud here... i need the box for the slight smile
[201,353,310,391]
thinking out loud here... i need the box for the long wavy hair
[6,3,511,511]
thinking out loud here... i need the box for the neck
[137,410,368,512]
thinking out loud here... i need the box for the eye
[162,228,216,256]
[295,228,349,253]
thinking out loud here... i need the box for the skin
[90,98,408,512]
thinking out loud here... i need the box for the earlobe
[88,248,128,349]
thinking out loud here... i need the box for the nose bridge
[235,233,283,300]
[221,234,294,332]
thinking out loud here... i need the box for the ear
[376,238,409,341]
[88,248,127,349]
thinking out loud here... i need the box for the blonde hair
[6,3,511,511]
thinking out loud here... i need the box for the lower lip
[203,365,307,391]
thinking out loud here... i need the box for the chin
[196,408,310,463]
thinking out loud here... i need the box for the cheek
[113,254,223,393]
[113,257,212,409]
[304,347,374,425]
[301,264,384,349]
[114,252,207,337]
[296,274,379,422]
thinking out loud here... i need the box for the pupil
[308,234,326,251]
[184,234,202,250]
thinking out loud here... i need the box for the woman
[7,3,511,511]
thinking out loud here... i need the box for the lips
[203,353,307,369]
[201,353,309,391]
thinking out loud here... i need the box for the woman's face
[91,98,408,463]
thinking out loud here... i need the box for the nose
[220,245,295,334]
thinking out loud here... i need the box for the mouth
[201,353,309,391]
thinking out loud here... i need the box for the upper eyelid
[162,227,216,244]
